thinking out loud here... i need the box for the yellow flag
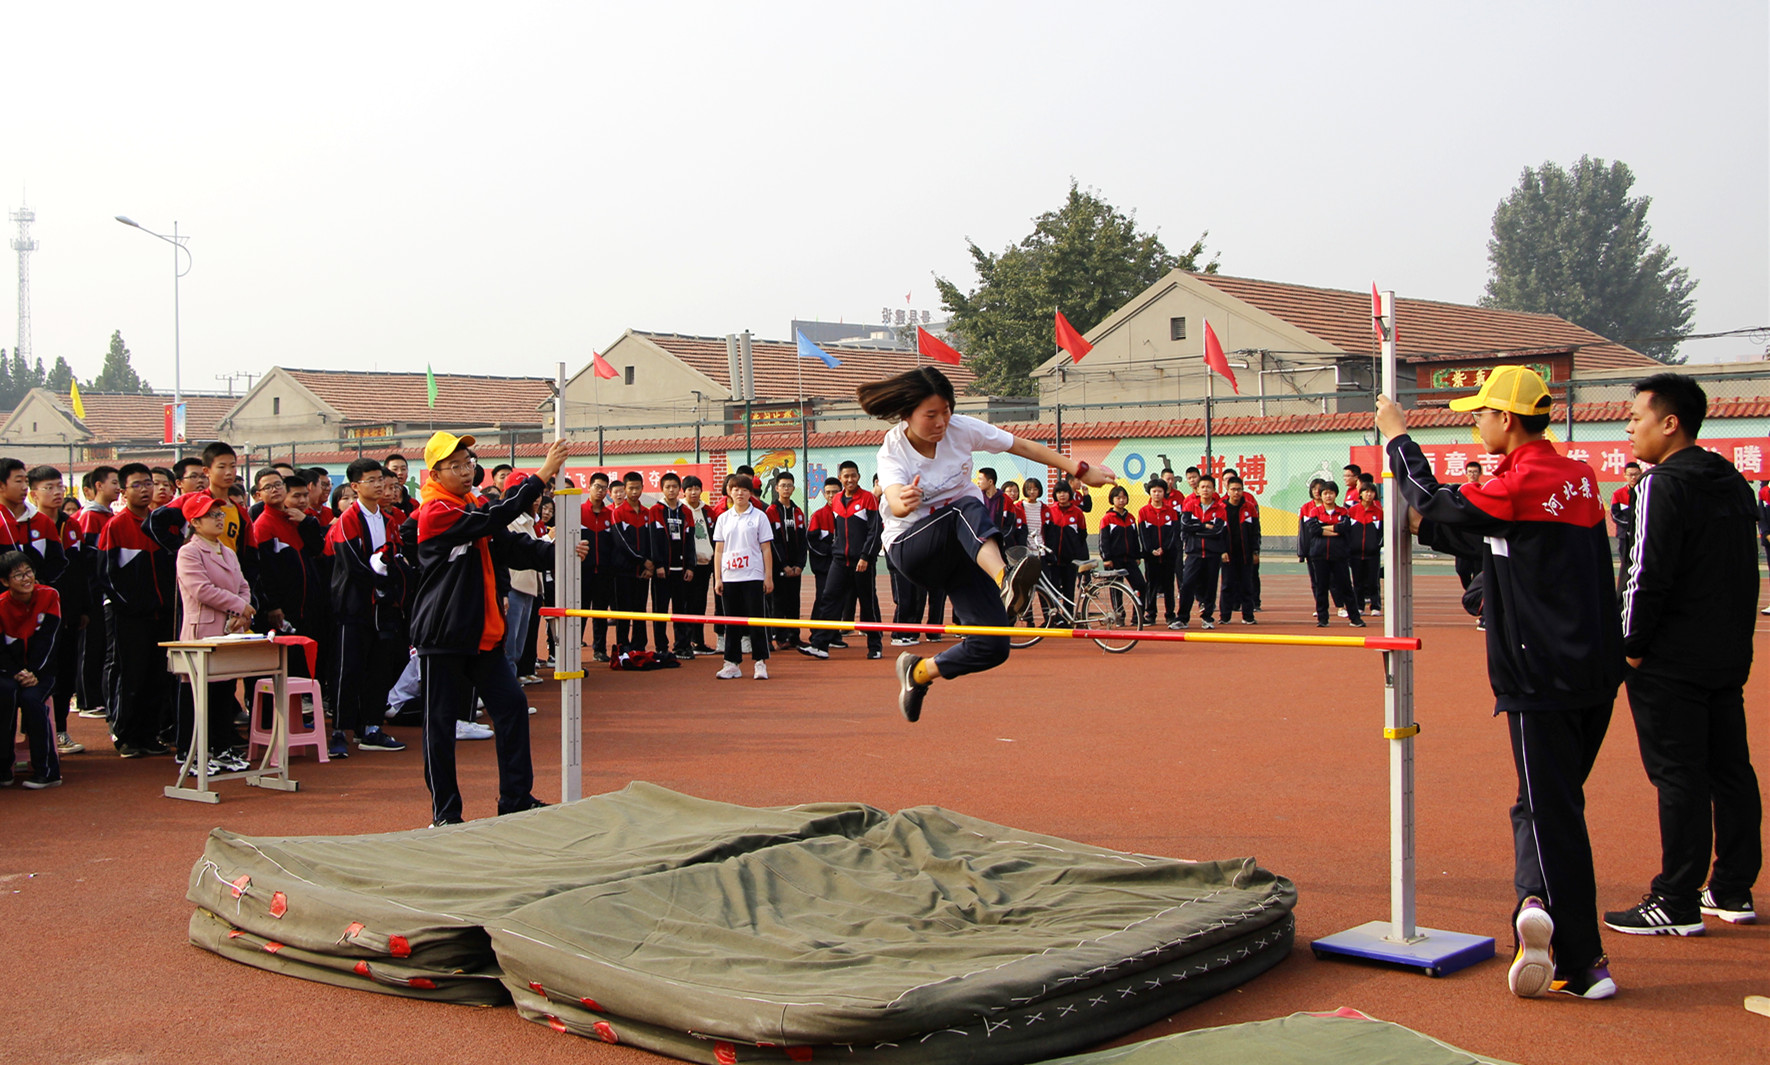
[70,381,85,420]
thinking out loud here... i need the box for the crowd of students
[0,441,566,799]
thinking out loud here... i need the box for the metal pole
[1054,403,1063,455]
[1564,377,1575,442]
[554,361,584,803]
[1380,288,1418,944]
[741,331,754,466]
[1205,359,1215,471]
[172,222,182,461]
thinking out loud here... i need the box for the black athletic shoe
[829,639,850,650]
[591,651,610,663]
[1700,886,1757,924]
[1349,619,1367,628]
[499,795,550,815]
[1316,620,1329,628]
[430,817,465,828]
[896,653,930,723]
[868,649,883,660]
[357,730,406,752]
[1604,892,1704,936]
[1001,550,1042,619]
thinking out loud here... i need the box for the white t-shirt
[875,413,1015,550]
[712,505,773,582]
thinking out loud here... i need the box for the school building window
[624,366,635,385]
[272,396,281,414]
[1170,317,1186,341]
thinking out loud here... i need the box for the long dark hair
[856,367,956,422]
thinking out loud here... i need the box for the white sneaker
[1337,608,1348,618]
[714,634,726,652]
[754,661,769,680]
[1762,606,1770,615]
[519,674,543,685]
[891,636,916,646]
[716,662,742,679]
[56,732,85,755]
[455,720,493,740]
[384,706,400,720]
[741,636,752,653]
[1370,608,1382,616]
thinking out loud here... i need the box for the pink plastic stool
[247,677,329,767]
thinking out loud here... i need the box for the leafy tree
[935,181,1217,396]
[45,356,75,393]
[92,330,151,392]
[1,348,45,408]
[1481,156,1696,363]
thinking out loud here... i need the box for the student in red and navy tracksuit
[765,472,808,649]
[802,461,883,659]
[1175,474,1228,629]
[323,457,412,754]
[999,483,1027,550]
[610,472,654,652]
[1304,484,1361,627]
[579,473,639,661]
[805,479,838,639]
[413,434,569,827]
[1098,486,1148,622]
[98,464,172,756]
[0,550,63,788]
[1348,483,1384,616]
[1138,481,1179,624]
[1041,482,1090,622]
[26,465,82,743]
[253,472,327,647]
[72,465,119,720]
[1381,367,1622,1000]
[1219,476,1260,624]
[647,471,697,655]
[1610,461,1640,597]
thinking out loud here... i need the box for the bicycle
[1007,547,1145,654]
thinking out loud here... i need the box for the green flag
[426,364,437,408]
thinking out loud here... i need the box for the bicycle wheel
[1082,581,1143,653]
[1009,583,1060,649]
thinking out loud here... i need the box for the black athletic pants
[681,563,712,648]
[1178,553,1219,623]
[885,498,1009,679]
[1045,560,1077,625]
[1312,557,1359,623]
[1351,555,1382,612]
[1507,704,1611,972]
[333,621,405,735]
[108,608,169,750]
[1626,669,1762,903]
[810,559,881,654]
[176,680,242,756]
[582,570,616,654]
[720,580,770,664]
[651,571,689,651]
[768,572,802,647]
[419,648,534,824]
[1,676,58,784]
[1104,556,1147,621]
[77,610,107,716]
[1615,533,1634,598]
[1144,554,1176,621]
[50,617,79,732]
[615,575,648,650]
[1218,558,1253,622]
[890,568,925,640]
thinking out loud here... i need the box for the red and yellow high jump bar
[538,608,1421,651]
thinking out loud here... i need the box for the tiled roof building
[217,367,552,450]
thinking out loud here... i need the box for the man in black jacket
[1606,373,1761,935]
[1379,365,1622,1002]
[412,433,569,827]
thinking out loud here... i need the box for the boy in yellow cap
[410,431,571,826]
[1377,365,1622,1002]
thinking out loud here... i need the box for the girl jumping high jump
[858,366,1115,722]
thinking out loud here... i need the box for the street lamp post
[115,215,190,457]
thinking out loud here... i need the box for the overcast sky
[5,1,1765,395]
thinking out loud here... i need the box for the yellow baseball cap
[1448,365,1552,416]
[423,430,477,469]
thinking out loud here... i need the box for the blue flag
[795,330,840,369]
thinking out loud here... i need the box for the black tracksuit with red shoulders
[0,584,62,784]
[413,475,552,823]
[1177,496,1227,624]
[1098,507,1148,618]
[766,500,807,646]
[98,508,169,750]
[1041,499,1090,621]
[578,498,639,655]
[1138,501,1179,621]
[609,499,654,651]
[1347,500,1383,613]
[323,502,413,735]
[1219,496,1261,622]
[1303,503,1359,624]
[1391,433,1621,973]
[649,499,695,652]
[809,489,882,654]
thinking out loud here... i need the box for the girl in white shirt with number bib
[860,367,1114,722]
[711,473,774,679]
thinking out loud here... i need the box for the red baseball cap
[180,494,223,521]
[503,470,531,493]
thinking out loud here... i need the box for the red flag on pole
[1054,310,1093,362]
[1371,283,1385,341]
[1202,320,1239,394]
[591,351,618,380]
[916,326,964,366]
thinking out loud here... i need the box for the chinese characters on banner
[1348,439,1769,482]
[1186,455,1270,495]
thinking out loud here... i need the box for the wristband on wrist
[1073,460,1090,481]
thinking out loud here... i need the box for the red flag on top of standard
[591,351,619,380]
[916,326,964,366]
[1202,320,1239,394]
[1371,283,1384,341]
[1054,310,1093,362]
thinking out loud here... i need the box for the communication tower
[11,203,37,361]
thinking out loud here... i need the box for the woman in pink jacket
[174,494,256,767]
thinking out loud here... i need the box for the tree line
[0,330,153,411]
